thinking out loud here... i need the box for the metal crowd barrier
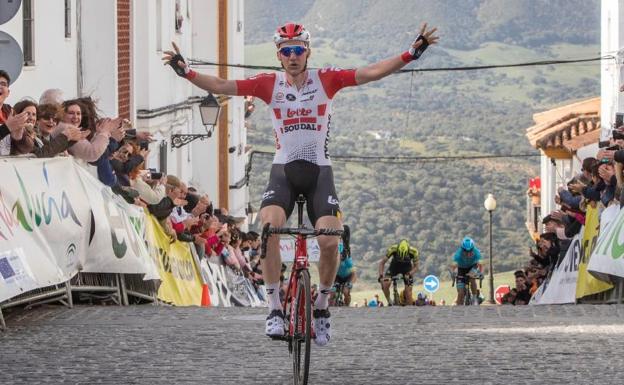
[1,281,73,310]
[120,274,160,305]
[579,277,624,304]
[0,272,159,330]
[70,272,124,305]
[0,281,72,331]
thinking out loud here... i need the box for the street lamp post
[484,193,497,304]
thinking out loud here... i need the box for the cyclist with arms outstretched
[163,22,438,346]
[379,239,419,305]
[452,237,483,306]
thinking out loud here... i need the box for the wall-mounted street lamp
[171,93,221,149]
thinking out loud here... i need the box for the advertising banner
[589,205,624,279]
[76,167,158,279]
[0,158,91,302]
[576,205,613,298]
[145,214,203,305]
[280,238,320,262]
[531,232,582,305]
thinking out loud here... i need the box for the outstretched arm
[162,42,238,95]
[355,23,439,86]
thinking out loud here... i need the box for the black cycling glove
[168,54,190,78]
[408,34,430,60]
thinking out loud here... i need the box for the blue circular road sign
[423,275,440,293]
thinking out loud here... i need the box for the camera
[599,140,611,148]
[612,129,624,141]
[124,128,137,139]
[148,168,162,180]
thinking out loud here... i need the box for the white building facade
[601,0,624,139]
[1,0,249,219]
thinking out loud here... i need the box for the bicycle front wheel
[292,269,311,385]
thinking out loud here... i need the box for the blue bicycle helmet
[461,237,474,251]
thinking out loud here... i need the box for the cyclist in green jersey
[378,239,419,305]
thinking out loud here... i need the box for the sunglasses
[279,46,307,57]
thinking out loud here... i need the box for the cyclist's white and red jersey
[236,68,357,166]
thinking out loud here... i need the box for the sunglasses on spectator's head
[39,115,58,122]
[279,46,307,57]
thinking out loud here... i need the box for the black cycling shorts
[456,264,478,286]
[384,259,414,286]
[260,160,341,226]
[334,272,353,285]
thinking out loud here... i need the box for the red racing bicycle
[261,194,342,385]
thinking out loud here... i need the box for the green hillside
[243,1,601,283]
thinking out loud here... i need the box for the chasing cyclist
[332,225,355,306]
[164,22,438,346]
[379,239,419,306]
[451,237,483,306]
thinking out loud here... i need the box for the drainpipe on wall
[76,0,83,96]
[218,0,229,210]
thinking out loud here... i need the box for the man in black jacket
[0,69,32,155]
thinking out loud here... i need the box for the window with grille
[64,0,71,38]
[22,0,34,66]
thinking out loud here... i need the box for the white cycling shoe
[265,309,285,337]
[313,308,331,346]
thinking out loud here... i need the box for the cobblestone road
[2,304,624,384]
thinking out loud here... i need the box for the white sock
[314,284,332,310]
[265,282,282,311]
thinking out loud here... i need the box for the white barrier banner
[589,205,624,279]
[600,205,620,230]
[280,238,320,262]
[531,231,582,305]
[0,158,91,302]
[199,257,266,307]
[76,167,158,279]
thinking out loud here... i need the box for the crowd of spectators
[507,121,624,305]
[0,69,268,299]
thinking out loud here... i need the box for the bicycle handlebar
[266,227,343,237]
[260,223,343,259]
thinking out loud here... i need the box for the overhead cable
[189,55,614,73]
[250,150,539,163]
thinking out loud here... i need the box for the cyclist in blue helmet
[451,237,483,305]
[332,225,356,306]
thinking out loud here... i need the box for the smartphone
[139,140,149,150]
[616,112,624,129]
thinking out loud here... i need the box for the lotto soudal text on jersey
[235,68,357,166]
